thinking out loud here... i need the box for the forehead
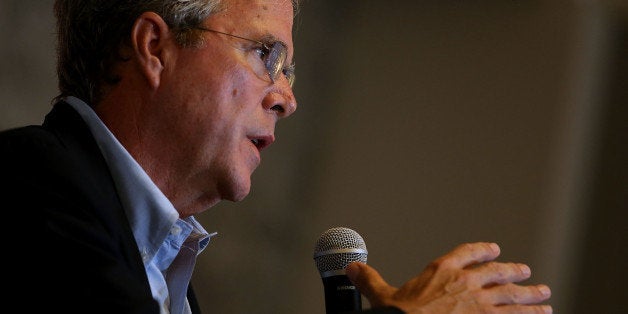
[207,0,295,56]
[210,0,294,35]
[222,0,294,18]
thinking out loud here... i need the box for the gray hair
[54,0,298,105]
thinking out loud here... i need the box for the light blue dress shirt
[65,96,215,314]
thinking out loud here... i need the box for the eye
[254,45,270,61]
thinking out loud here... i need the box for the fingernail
[539,285,551,297]
[345,262,360,282]
[542,305,553,314]
[489,242,500,254]
[519,264,531,276]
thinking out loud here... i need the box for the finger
[482,283,552,305]
[470,262,532,286]
[345,262,396,306]
[435,242,501,269]
[494,303,553,314]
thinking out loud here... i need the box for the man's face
[150,0,296,215]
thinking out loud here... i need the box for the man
[1,0,551,313]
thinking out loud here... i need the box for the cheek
[164,48,265,145]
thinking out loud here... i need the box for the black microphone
[313,227,368,314]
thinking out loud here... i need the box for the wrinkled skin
[347,242,552,313]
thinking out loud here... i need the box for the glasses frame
[194,27,295,87]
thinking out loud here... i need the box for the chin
[220,178,251,202]
[230,188,250,202]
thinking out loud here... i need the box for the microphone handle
[322,275,362,314]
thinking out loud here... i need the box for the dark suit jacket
[1,101,400,314]
[1,102,178,313]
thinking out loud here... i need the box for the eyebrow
[199,26,295,66]
[258,34,294,64]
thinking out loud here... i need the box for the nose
[262,82,297,119]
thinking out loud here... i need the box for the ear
[130,12,173,90]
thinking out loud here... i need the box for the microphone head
[313,227,368,278]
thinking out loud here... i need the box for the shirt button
[141,247,149,262]
[171,225,182,236]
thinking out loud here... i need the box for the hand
[345,242,552,314]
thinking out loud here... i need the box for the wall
[1,1,625,313]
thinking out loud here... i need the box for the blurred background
[1,0,626,313]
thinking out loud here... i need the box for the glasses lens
[286,71,295,87]
[266,42,292,86]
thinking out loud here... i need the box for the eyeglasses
[194,27,295,87]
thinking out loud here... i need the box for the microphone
[313,227,368,314]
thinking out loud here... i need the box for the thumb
[345,262,396,307]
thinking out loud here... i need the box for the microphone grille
[313,227,368,277]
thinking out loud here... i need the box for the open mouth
[251,138,265,149]
[249,135,274,151]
